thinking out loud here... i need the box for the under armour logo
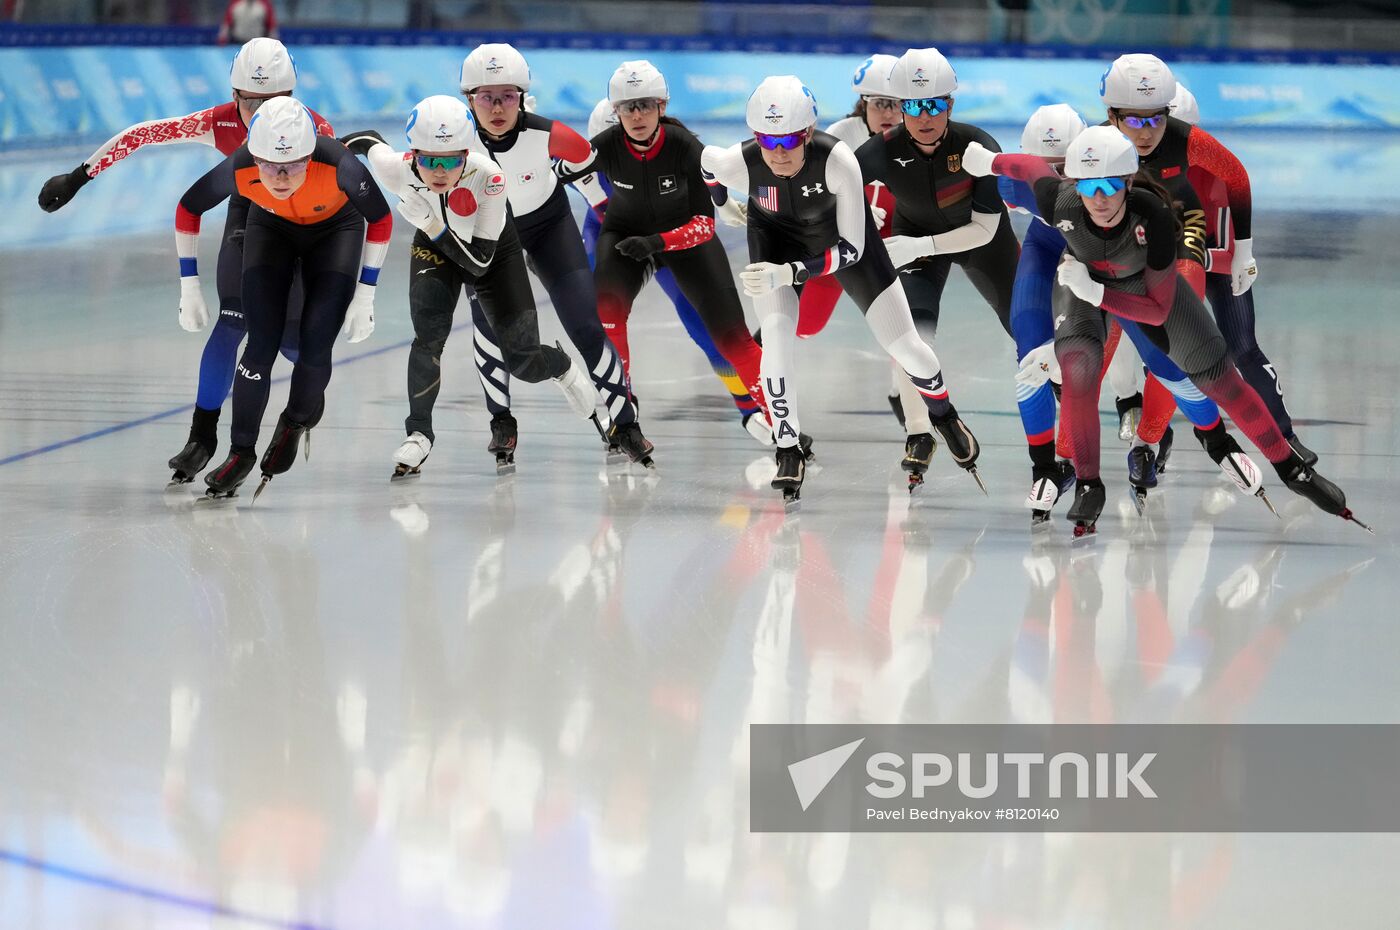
[894,157,914,167]
[800,183,823,197]
[1056,219,1075,232]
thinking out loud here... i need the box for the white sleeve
[701,143,749,202]
[825,142,867,263]
[928,209,1001,255]
[573,172,609,209]
[365,143,408,197]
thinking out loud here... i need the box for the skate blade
[589,413,610,442]
[782,493,802,515]
[1071,523,1098,543]
[1131,487,1147,516]
[167,474,195,489]
[304,431,311,462]
[390,468,421,483]
[195,490,239,505]
[251,475,272,503]
[1030,511,1052,529]
[496,460,517,477]
[638,457,657,470]
[1256,489,1279,518]
[1341,509,1375,534]
[967,467,988,496]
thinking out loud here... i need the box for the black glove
[616,234,663,262]
[340,129,388,157]
[38,164,91,213]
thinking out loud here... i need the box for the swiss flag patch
[448,188,477,216]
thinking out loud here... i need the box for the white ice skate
[744,410,776,446]
[1218,449,1278,516]
[392,432,431,482]
[553,357,596,418]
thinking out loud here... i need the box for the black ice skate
[1274,456,1373,534]
[1127,444,1159,515]
[168,436,214,487]
[1027,459,1076,526]
[902,432,935,494]
[772,444,806,513]
[930,406,986,494]
[201,446,257,502]
[1287,434,1319,467]
[252,411,308,502]
[607,420,655,469]
[1116,392,1143,443]
[488,412,518,476]
[888,393,906,430]
[1066,478,1107,539]
[1195,426,1277,516]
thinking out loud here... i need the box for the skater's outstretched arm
[700,143,749,208]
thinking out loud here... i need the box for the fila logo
[894,156,915,167]
[801,183,824,197]
[237,363,262,381]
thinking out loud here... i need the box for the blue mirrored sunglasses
[754,131,805,151]
[901,97,951,117]
[415,153,465,171]
[1075,177,1127,197]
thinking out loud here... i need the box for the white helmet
[887,47,957,100]
[851,54,898,97]
[230,37,297,95]
[247,96,315,161]
[1100,53,1177,110]
[406,95,475,152]
[460,43,530,93]
[1063,125,1139,179]
[1169,84,1200,125]
[588,97,619,138]
[608,60,669,106]
[1019,104,1088,158]
[745,75,818,134]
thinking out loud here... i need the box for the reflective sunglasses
[253,156,311,177]
[901,96,952,117]
[1113,109,1168,130]
[1074,176,1127,197]
[754,130,806,151]
[616,99,659,114]
[472,89,520,108]
[415,153,466,171]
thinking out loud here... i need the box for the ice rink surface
[2,125,1399,929]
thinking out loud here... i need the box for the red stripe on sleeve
[1186,127,1253,240]
[659,215,715,251]
[365,213,393,244]
[175,203,201,235]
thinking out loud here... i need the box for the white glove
[178,277,209,332]
[884,234,934,269]
[960,140,998,177]
[1057,256,1105,306]
[524,94,537,112]
[869,202,887,227]
[342,283,376,343]
[396,185,445,239]
[1015,340,1061,387]
[718,197,748,228]
[740,261,796,297]
[1230,237,1257,296]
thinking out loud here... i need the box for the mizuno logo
[894,157,915,167]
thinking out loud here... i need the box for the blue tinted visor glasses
[901,97,951,117]
[754,131,806,151]
[1075,177,1127,198]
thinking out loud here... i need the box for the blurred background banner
[3,43,1400,147]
